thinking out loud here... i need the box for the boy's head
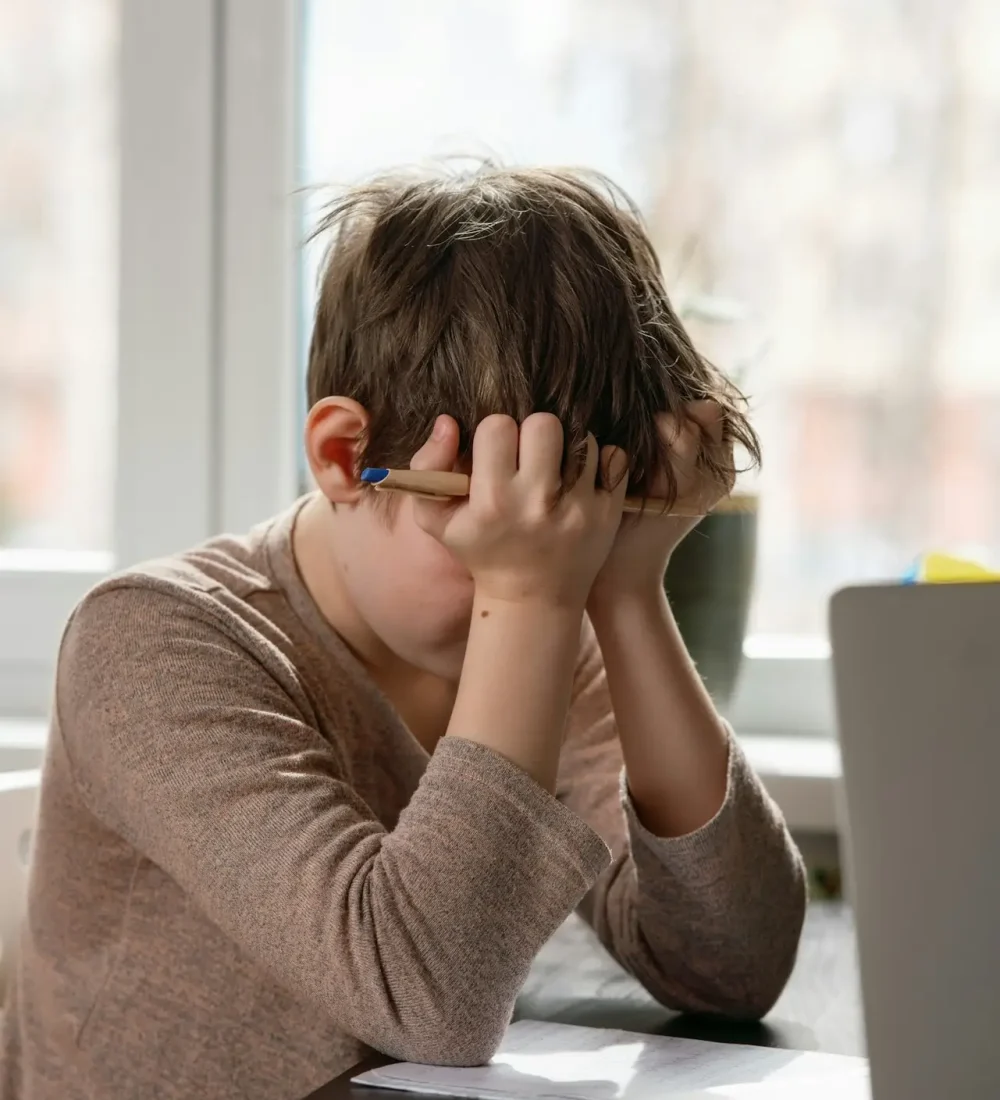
[302,163,757,678]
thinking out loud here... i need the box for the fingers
[658,406,729,470]
[516,413,565,500]
[594,443,630,525]
[409,414,461,472]
[471,414,519,491]
[448,414,630,516]
[562,431,598,503]
[685,400,736,494]
[656,412,698,466]
[598,444,629,499]
[410,414,462,542]
[656,404,735,511]
[685,400,734,472]
[581,431,599,489]
[685,399,725,443]
[660,401,726,456]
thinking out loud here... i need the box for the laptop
[830,582,1000,1100]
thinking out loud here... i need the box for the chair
[0,770,40,1001]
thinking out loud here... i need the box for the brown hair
[307,162,759,506]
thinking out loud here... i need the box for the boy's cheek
[437,544,473,585]
[407,517,472,583]
[422,561,476,626]
[384,509,476,639]
[398,538,474,618]
[402,574,477,675]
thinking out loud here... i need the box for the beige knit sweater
[0,497,805,1100]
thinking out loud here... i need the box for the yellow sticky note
[919,552,1000,584]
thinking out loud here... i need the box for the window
[6,0,997,742]
[0,3,242,719]
[300,0,1000,645]
[0,0,118,552]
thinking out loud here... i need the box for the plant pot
[662,493,758,709]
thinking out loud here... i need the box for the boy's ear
[304,396,370,505]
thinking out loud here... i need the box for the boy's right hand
[412,413,628,611]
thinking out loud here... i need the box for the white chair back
[0,770,40,1000]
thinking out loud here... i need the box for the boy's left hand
[590,400,735,603]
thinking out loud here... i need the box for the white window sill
[0,720,843,834]
[0,719,48,773]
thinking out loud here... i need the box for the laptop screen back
[830,582,1000,1100]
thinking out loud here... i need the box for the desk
[303,902,862,1099]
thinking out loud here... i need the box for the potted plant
[663,291,762,710]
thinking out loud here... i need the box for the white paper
[353,1020,870,1099]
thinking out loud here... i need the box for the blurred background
[5,0,1000,631]
[1,0,998,796]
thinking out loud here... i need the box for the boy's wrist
[469,591,585,639]
[449,592,584,793]
[587,573,667,621]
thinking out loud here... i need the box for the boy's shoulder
[83,496,303,610]
[64,500,310,672]
[113,508,288,600]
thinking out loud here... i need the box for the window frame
[0,0,836,744]
[0,1,239,716]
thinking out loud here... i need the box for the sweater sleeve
[55,582,610,1067]
[556,616,807,1020]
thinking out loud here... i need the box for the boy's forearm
[446,594,583,792]
[587,584,729,837]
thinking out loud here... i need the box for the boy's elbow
[677,943,799,1024]
[397,1027,503,1069]
[712,886,808,1022]
[402,1031,503,1069]
[382,1004,509,1068]
[672,881,808,1022]
[719,960,794,1022]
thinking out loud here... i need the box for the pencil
[358,467,740,517]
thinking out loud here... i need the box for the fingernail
[433,416,447,441]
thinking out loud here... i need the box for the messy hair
[307,162,759,507]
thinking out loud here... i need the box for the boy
[0,166,805,1100]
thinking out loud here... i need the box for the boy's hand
[590,400,735,605]
[412,413,628,611]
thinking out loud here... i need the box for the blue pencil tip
[360,467,390,484]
